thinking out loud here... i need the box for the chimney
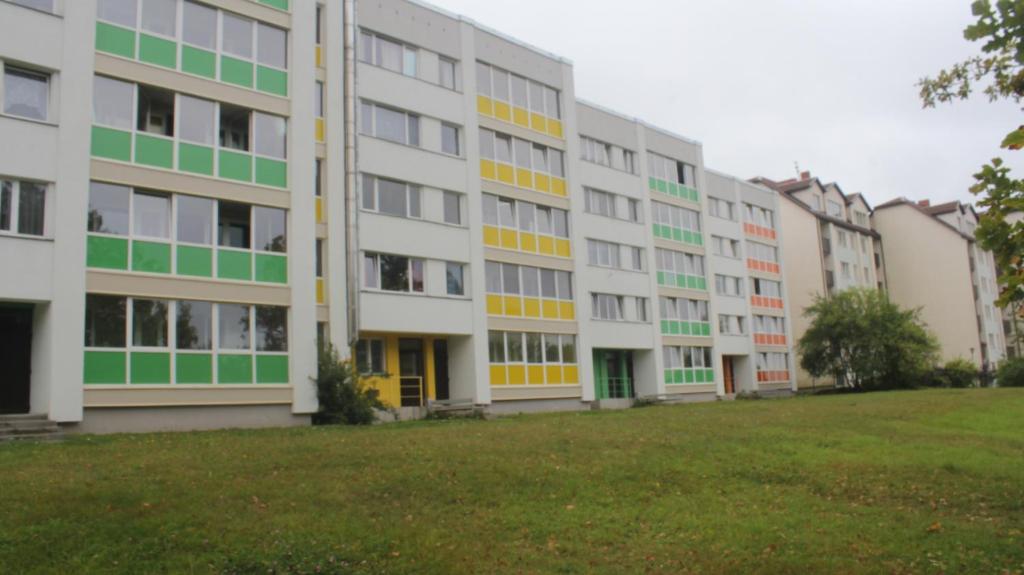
[800,171,810,181]
[918,199,931,208]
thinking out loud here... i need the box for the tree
[313,344,384,425]
[798,289,939,391]
[918,0,1024,309]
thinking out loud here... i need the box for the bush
[313,345,385,425]
[925,359,979,388]
[997,357,1024,387]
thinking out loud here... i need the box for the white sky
[428,0,1024,209]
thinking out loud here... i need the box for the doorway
[0,306,33,414]
[433,339,449,401]
[398,338,425,407]
[722,356,735,394]
[593,350,634,399]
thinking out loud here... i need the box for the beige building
[873,199,1006,368]
[752,173,884,388]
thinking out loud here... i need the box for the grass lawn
[1,389,1023,574]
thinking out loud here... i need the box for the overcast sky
[430,0,1023,208]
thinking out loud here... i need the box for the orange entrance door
[722,356,735,394]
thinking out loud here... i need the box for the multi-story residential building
[1001,211,1023,359]
[873,198,1007,368]
[751,172,883,389]
[0,0,796,432]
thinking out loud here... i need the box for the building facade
[0,0,797,432]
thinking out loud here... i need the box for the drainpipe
[343,0,359,345]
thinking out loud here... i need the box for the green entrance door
[593,350,634,399]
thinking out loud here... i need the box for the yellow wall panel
[508,365,526,385]
[563,365,579,384]
[315,118,325,142]
[480,159,497,181]
[551,178,567,196]
[542,299,559,319]
[315,197,323,223]
[530,112,546,132]
[503,296,523,317]
[546,365,563,384]
[499,228,519,250]
[516,168,533,190]
[486,294,504,315]
[528,365,545,385]
[490,365,507,386]
[559,301,575,320]
[523,298,541,318]
[538,236,555,255]
[494,101,512,122]
[512,107,529,127]
[548,119,563,139]
[519,232,537,253]
[534,173,550,193]
[477,95,494,116]
[315,45,322,68]
[496,163,515,185]
[316,278,325,304]
[483,225,501,247]
[555,238,571,258]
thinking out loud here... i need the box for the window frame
[0,179,48,238]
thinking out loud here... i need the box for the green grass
[2,389,1023,574]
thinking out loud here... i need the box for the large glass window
[218,201,250,249]
[132,298,169,347]
[93,76,134,129]
[222,13,253,59]
[88,182,130,235]
[254,113,286,159]
[133,192,170,239]
[3,67,48,121]
[255,305,287,351]
[446,262,465,296]
[219,303,250,350]
[257,23,287,69]
[176,300,212,350]
[136,85,175,137]
[97,0,137,27]
[355,339,385,374]
[84,294,126,348]
[442,123,460,155]
[376,105,407,144]
[443,191,461,225]
[140,0,177,37]
[179,95,215,145]
[219,104,250,151]
[0,180,45,236]
[439,57,456,90]
[253,206,286,252]
[182,1,217,49]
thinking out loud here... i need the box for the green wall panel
[91,126,132,162]
[218,150,252,182]
[256,355,289,384]
[87,235,129,270]
[84,351,127,385]
[258,0,289,9]
[138,34,177,69]
[256,66,288,96]
[221,56,254,88]
[176,353,213,384]
[135,134,174,169]
[132,240,172,274]
[179,143,214,175]
[181,45,216,79]
[218,249,252,281]
[177,245,213,277]
[131,352,171,384]
[95,22,135,58]
[255,158,287,188]
[218,354,253,384]
[254,253,287,283]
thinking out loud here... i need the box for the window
[854,211,869,227]
[482,193,569,240]
[133,192,170,239]
[580,136,613,167]
[218,201,250,249]
[811,195,822,211]
[651,201,702,234]
[253,206,286,252]
[715,274,744,297]
[636,298,648,322]
[627,199,642,223]
[708,197,735,220]
[592,294,623,321]
[712,236,740,258]
[98,0,137,26]
[0,180,46,236]
[356,339,385,374]
[222,13,253,59]
[315,159,323,197]
[84,294,126,347]
[362,175,421,219]
[93,76,134,129]
[360,30,422,79]
[314,81,324,118]
[141,0,176,37]
[88,182,130,235]
[443,191,461,225]
[3,66,48,121]
[744,204,775,229]
[837,230,849,248]
[257,23,287,69]
[176,195,214,245]
[441,123,460,155]
[179,95,215,145]
[255,305,287,351]
[219,303,250,349]
[587,239,621,269]
[219,104,250,151]
[584,188,615,218]
[751,278,782,298]
[364,253,424,293]
[647,151,696,187]
[136,85,174,136]
[183,1,217,50]
[132,298,169,347]
[623,150,638,174]
[827,200,843,218]
[439,57,456,90]
[656,248,706,283]
[630,247,645,271]
[361,101,419,146]
[176,300,212,350]
[718,315,746,335]
[446,262,465,296]
[747,241,778,263]
[841,262,851,279]
[254,112,286,159]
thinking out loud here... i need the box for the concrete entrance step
[0,415,64,443]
